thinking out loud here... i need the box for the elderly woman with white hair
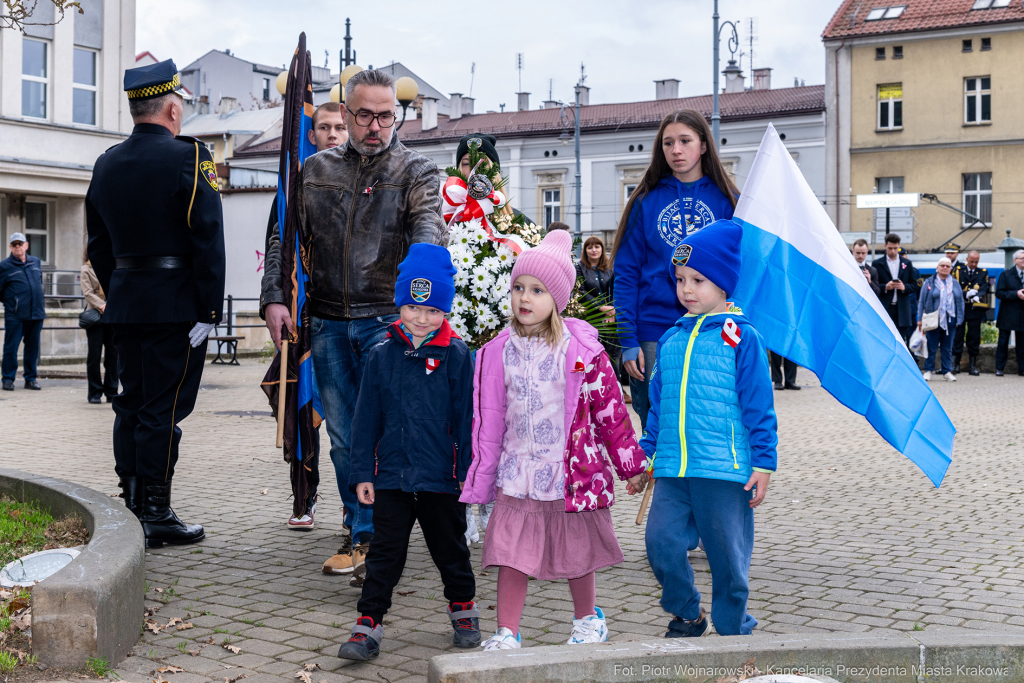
[918,257,964,381]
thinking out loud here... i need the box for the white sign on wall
[856,193,920,209]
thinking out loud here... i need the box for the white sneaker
[465,507,480,545]
[482,627,521,650]
[567,606,609,644]
[923,371,932,382]
[944,372,957,382]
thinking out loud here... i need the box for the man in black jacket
[851,239,880,298]
[994,249,1024,376]
[1,233,46,391]
[87,59,225,548]
[871,233,918,346]
[261,69,446,578]
[952,250,989,375]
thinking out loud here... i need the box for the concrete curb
[0,468,145,669]
[428,632,1024,683]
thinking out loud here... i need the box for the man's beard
[350,133,388,156]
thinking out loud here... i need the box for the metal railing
[37,294,266,332]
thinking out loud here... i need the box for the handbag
[78,308,102,330]
[920,309,939,333]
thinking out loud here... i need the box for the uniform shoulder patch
[200,160,219,191]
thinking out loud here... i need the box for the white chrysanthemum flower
[478,309,500,330]
[449,314,468,338]
[451,295,470,314]
[494,246,515,266]
[480,255,501,272]
[497,298,513,318]
[471,265,496,288]
[449,227,474,249]
[454,268,470,287]
[453,251,475,271]
[493,272,512,294]
[468,222,490,244]
[470,280,490,298]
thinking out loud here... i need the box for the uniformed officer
[951,248,989,376]
[86,59,225,548]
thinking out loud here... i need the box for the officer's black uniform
[952,260,989,375]
[86,59,225,548]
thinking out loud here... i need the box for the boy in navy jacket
[338,243,480,660]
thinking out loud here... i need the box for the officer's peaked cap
[124,59,183,101]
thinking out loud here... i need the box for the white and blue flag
[732,124,953,487]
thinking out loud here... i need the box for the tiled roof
[227,86,823,157]
[823,0,1024,40]
[400,85,824,145]
[233,135,283,157]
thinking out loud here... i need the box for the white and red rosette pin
[721,317,742,348]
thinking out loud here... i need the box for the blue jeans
[646,477,757,636]
[627,340,659,433]
[2,318,43,382]
[310,314,397,543]
[925,325,954,375]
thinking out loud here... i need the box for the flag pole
[276,339,288,448]
[635,480,654,525]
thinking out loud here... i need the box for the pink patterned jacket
[460,318,647,513]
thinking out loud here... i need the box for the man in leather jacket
[261,69,446,580]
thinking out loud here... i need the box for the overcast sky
[138,0,839,110]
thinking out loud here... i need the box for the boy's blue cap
[395,244,457,312]
[670,219,742,297]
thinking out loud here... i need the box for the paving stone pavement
[2,361,1024,683]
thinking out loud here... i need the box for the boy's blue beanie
[670,219,742,297]
[395,243,457,312]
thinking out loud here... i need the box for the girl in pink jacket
[460,230,649,650]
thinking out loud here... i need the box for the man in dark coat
[0,232,46,391]
[851,238,881,298]
[994,249,1024,376]
[871,233,919,346]
[86,59,225,548]
[952,250,989,375]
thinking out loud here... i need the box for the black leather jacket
[575,261,614,305]
[261,135,446,320]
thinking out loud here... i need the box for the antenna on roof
[516,53,524,94]
[470,62,476,97]
[549,78,553,100]
[579,62,586,87]
[745,17,758,73]
[324,50,329,69]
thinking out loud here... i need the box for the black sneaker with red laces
[447,601,482,648]
[337,616,382,661]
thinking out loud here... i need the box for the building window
[877,84,902,130]
[963,39,973,52]
[73,48,98,126]
[262,77,270,101]
[893,45,903,58]
[971,0,1011,8]
[964,77,991,124]
[542,188,561,227]
[24,202,49,262]
[206,142,216,154]
[866,6,905,20]
[624,183,637,207]
[963,173,992,226]
[876,177,904,194]
[22,38,49,119]
[876,47,886,60]
[981,37,991,50]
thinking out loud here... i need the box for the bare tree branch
[2,0,84,33]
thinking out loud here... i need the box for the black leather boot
[141,480,205,549]
[952,356,961,374]
[969,356,980,376]
[118,475,142,518]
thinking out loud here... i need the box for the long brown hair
[582,235,610,271]
[611,109,739,258]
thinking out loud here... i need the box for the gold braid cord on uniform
[126,73,181,100]
[187,142,199,229]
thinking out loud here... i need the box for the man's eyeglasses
[346,105,396,128]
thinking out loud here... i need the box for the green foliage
[0,495,53,566]
[444,139,508,193]
[0,651,18,674]
[87,656,113,677]
[981,322,998,345]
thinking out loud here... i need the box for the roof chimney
[517,92,530,111]
[577,85,590,106]
[543,99,559,109]
[218,96,237,115]
[723,60,744,94]
[421,97,438,131]
[449,93,463,120]
[461,96,474,116]
[654,79,680,100]
[752,68,772,90]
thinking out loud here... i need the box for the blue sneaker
[568,606,609,644]
[337,616,382,660]
[666,607,710,638]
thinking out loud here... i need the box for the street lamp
[395,76,418,131]
[557,81,584,243]
[276,71,288,96]
[711,0,739,144]
[338,64,364,103]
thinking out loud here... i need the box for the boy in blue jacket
[338,244,480,660]
[640,219,778,637]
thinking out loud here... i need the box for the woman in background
[81,249,118,404]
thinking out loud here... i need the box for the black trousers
[952,318,982,360]
[111,323,208,483]
[358,489,475,622]
[769,351,797,385]
[886,303,912,346]
[86,323,118,400]
[995,329,1024,373]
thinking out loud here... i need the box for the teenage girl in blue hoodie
[611,110,740,430]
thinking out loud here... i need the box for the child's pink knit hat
[510,229,576,312]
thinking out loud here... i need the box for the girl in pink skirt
[460,230,649,649]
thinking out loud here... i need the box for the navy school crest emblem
[410,278,432,303]
[672,244,692,267]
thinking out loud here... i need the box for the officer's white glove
[966,290,979,301]
[189,323,216,347]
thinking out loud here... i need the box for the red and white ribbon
[721,318,742,348]
[442,176,525,255]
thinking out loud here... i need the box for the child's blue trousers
[645,476,757,635]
